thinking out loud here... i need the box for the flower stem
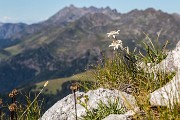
[73,90,78,120]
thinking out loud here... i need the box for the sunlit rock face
[41,88,138,120]
[150,40,180,108]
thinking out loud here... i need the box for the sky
[0,0,180,24]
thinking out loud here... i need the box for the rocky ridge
[0,5,180,93]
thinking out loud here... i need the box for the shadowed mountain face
[0,5,180,93]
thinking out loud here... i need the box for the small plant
[70,82,79,120]
[93,30,173,92]
[140,31,169,64]
[18,81,48,120]
[8,89,18,120]
[90,30,179,119]
[16,93,43,120]
[0,81,48,120]
[79,96,125,120]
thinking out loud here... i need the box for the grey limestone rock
[149,40,180,108]
[41,88,138,120]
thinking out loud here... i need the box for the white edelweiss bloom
[107,30,120,38]
[109,40,123,50]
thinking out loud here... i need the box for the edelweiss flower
[107,30,120,38]
[109,40,123,50]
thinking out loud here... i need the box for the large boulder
[149,40,180,108]
[41,88,138,120]
[158,40,180,72]
[149,73,180,108]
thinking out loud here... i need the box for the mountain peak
[69,4,76,8]
[127,7,167,17]
[145,8,156,12]
[46,5,120,24]
[47,5,86,24]
[64,4,79,11]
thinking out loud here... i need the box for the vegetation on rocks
[83,30,179,120]
[0,81,48,120]
[0,5,180,120]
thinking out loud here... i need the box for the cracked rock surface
[41,88,138,120]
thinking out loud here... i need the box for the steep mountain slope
[0,23,27,48]
[0,6,180,93]
[0,23,27,39]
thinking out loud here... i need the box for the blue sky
[0,0,180,24]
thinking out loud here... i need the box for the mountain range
[0,5,180,93]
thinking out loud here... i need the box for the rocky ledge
[40,88,139,120]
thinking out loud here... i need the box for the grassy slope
[4,30,57,56]
[33,70,94,94]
